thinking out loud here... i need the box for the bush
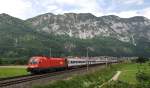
[136,57,149,64]
[0,58,2,65]
[136,72,150,82]
[136,72,150,88]
[148,62,150,66]
[103,81,135,88]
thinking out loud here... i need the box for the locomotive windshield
[30,60,37,64]
[29,58,38,64]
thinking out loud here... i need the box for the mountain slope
[0,13,150,60]
[26,13,150,46]
[0,13,54,58]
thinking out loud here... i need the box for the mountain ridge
[26,13,150,45]
[0,13,150,58]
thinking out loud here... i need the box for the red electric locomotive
[27,56,67,73]
[27,56,118,74]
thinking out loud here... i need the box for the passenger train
[27,56,118,74]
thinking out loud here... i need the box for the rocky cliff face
[26,13,150,46]
[0,13,150,57]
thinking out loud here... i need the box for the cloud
[106,10,139,18]
[40,0,103,16]
[17,0,103,19]
[113,0,144,5]
[139,7,150,19]
[0,0,32,19]
[0,0,150,20]
[105,7,150,19]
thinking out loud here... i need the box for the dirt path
[111,71,122,81]
[99,71,122,88]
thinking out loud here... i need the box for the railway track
[0,67,88,87]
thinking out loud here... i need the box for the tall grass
[34,64,124,88]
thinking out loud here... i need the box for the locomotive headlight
[60,61,63,65]
[29,65,38,68]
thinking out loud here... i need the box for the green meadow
[0,67,29,78]
[103,62,150,88]
[119,62,150,84]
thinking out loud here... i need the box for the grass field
[119,62,150,84]
[1,62,149,87]
[32,62,150,88]
[33,64,126,88]
[0,67,29,78]
[102,62,150,88]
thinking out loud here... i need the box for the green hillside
[0,13,150,64]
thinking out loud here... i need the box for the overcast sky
[0,0,150,20]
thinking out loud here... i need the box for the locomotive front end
[27,57,40,73]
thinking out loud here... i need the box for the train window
[70,60,86,64]
[71,61,75,64]
[30,60,38,64]
[32,61,37,64]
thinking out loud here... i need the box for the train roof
[31,56,65,60]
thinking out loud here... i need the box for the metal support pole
[15,38,18,47]
[86,48,89,71]
[106,57,108,67]
[49,48,51,57]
